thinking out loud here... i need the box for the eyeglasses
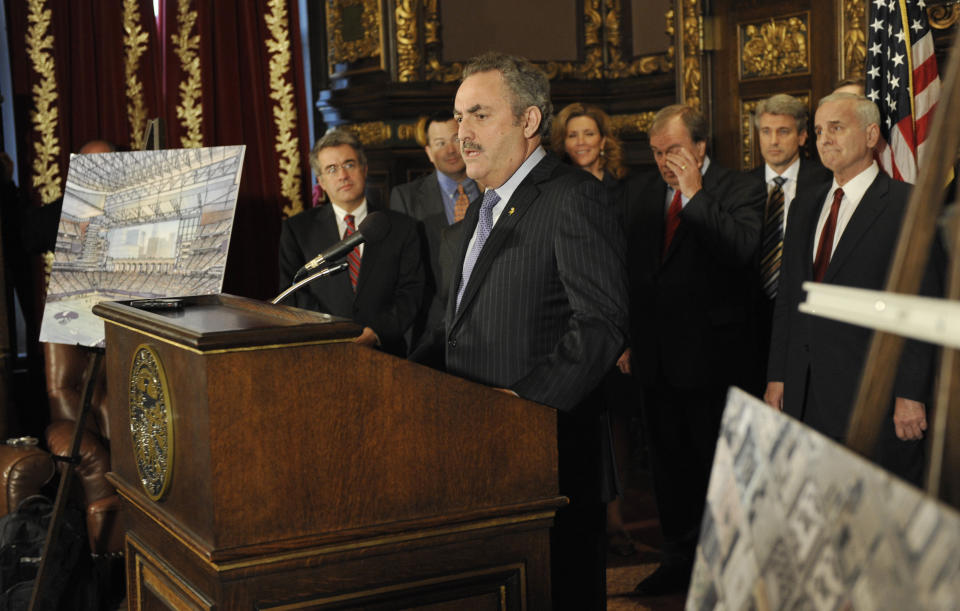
[322,160,360,175]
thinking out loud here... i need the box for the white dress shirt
[812,162,879,262]
[765,157,800,232]
[462,146,547,257]
[330,200,368,257]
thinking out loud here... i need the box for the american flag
[866,0,941,183]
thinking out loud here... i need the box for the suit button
[448,338,457,348]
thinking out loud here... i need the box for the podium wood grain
[95,295,562,609]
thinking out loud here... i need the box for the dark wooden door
[708,0,844,170]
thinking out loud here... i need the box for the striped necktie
[760,176,786,298]
[344,214,362,292]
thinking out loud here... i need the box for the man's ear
[523,106,542,139]
[866,123,880,149]
[798,129,808,147]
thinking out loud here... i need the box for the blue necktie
[456,189,500,312]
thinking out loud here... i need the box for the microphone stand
[272,261,349,305]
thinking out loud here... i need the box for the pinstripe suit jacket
[430,153,629,412]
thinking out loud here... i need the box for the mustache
[460,140,482,152]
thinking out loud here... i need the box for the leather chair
[42,342,122,555]
[0,442,55,515]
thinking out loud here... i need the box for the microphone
[294,211,389,281]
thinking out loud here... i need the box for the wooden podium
[93,294,563,610]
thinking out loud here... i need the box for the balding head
[78,140,115,155]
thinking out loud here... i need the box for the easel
[29,118,164,609]
[807,30,960,505]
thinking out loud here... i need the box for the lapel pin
[508,207,515,215]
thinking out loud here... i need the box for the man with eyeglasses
[279,129,425,356]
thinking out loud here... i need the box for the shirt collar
[436,171,476,197]
[830,162,879,205]
[765,157,800,184]
[330,199,368,225]
[490,146,547,204]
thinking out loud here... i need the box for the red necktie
[453,183,470,222]
[813,188,843,282]
[662,189,683,258]
[344,214,362,292]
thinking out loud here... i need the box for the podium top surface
[93,293,360,352]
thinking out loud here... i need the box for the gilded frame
[327,0,386,76]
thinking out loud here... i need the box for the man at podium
[414,52,628,610]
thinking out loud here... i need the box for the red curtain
[7,0,313,301]
[7,0,162,203]
[161,0,313,299]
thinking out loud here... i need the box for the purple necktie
[456,189,500,312]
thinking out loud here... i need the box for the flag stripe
[866,0,941,184]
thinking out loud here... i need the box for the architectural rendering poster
[39,146,246,347]
[687,387,960,611]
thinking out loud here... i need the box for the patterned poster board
[687,387,960,610]
[39,146,245,347]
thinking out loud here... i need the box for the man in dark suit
[626,104,766,595]
[279,130,424,357]
[413,52,628,610]
[749,94,832,392]
[390,111,480,341]
[765,92,941,484]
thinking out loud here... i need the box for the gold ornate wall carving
[123,0,149,151]
[676,0,704,111]
[423,0,463,82]
[418,0,671,82]
[171,0,203,148]
[739,14,810,80]
[327,0,383,74]
[395,0,418,82]
[610,112,657,136]
[840,0,866,79]
[739,93,810,170]
[26,0,62,205]
[265,0,306,219]
[347,121,392,147]
[928,3,960,29]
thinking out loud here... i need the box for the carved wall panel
[839,0,866,79]
[738,13,810,80]
[392,0,673,83]
[675,0,705,111]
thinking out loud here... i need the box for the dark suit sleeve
[389,185,411,216]
[767,184,816,383]
[278,217,304,290]
[893,234,945,402]
[682,171,765,267]
[366,218,425,348]
[277,216,319,310]
[511,179,629,410]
